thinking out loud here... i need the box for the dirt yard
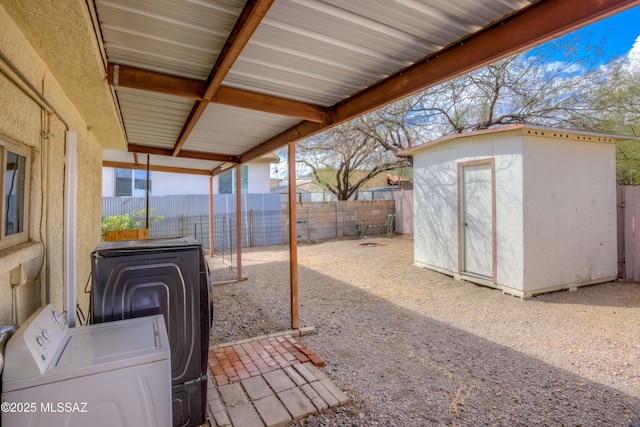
[209,235,640,426]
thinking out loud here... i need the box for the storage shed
[401,125,619,298]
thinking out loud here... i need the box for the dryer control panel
[2,304,69,381]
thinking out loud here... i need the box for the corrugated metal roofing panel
[97,0,244,79]
[183,104,299,155]
[116,86,195,148]
[224,0,534,105]
[94,0,538,170]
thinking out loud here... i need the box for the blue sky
[564,4,640,60]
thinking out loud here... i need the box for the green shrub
[101,208,164,238]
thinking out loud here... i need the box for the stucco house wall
[102,161,274,197]
[0,3,124,324]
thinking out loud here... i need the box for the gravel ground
[208,236,640,426]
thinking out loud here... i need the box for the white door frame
[457,158,497,283]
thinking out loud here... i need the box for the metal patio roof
[91,0,640,175]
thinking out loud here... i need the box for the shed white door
[461,163,494,278]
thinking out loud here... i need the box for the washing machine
[1,304,171,427]
[91,236,212,427]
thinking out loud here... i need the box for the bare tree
[296,119,409,200]
[291,34,627,192]
[411,37,614,137]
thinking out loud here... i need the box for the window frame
[0,136,30,251]
[219,165,248,194]
[114,168,151,197]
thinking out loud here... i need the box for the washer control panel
[3,304,69,381]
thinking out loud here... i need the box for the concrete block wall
[282,200,395,243]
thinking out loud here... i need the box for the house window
[1,137,29,250]
[115,169,151,196]
[219,165,248,194]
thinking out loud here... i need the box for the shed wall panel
[522,137,617,291]
[412,133,524,289]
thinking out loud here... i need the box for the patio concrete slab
[218,383,247,407]
[309,380,339,407]
[277,387,316,420]
[254,395,292,427]
[300,383,329,412]
[227,403,262,427]
[263,369,296,392]
[205,332,349,427]
[242,375,274,400]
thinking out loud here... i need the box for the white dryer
[1,304,171,427]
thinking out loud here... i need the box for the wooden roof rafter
[128,144,240,163]
[103,160,215,176]
[171,0,276,157]
[106,64,331,124]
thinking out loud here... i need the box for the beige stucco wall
[0,4,105,324]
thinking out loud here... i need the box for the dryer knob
[53,312,67,326]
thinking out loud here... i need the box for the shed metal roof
[399,124,622,156]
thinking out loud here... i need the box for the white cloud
[627,35,640,70]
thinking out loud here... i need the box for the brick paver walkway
[206,331,347,427]
[208,334,325,385]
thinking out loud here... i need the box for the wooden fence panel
[393,189,413,236]
[621,185,640,281]
[617,186,625,278]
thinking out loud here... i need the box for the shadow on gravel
[532,281,640,308]
[212,260,640,426]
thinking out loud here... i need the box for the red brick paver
[208,335,325,385]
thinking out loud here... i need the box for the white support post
[63,131,78,326]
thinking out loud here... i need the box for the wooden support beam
[172,103,209,157]
[209,176,214,257]
[103,161,214,176]
[108,63,205,100]
[240,122,324,164]
[288,140,299,329]
[172,0,275,157]
[205,0,275,98]
[215,86,331,123]
[128,144,240,163]
[145,155,150,228]
[211,162,238,178]
[235,165,243,282]
[108,64,330,122]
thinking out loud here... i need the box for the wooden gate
[618,185,640,281]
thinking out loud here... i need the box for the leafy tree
[579,41,640,184]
